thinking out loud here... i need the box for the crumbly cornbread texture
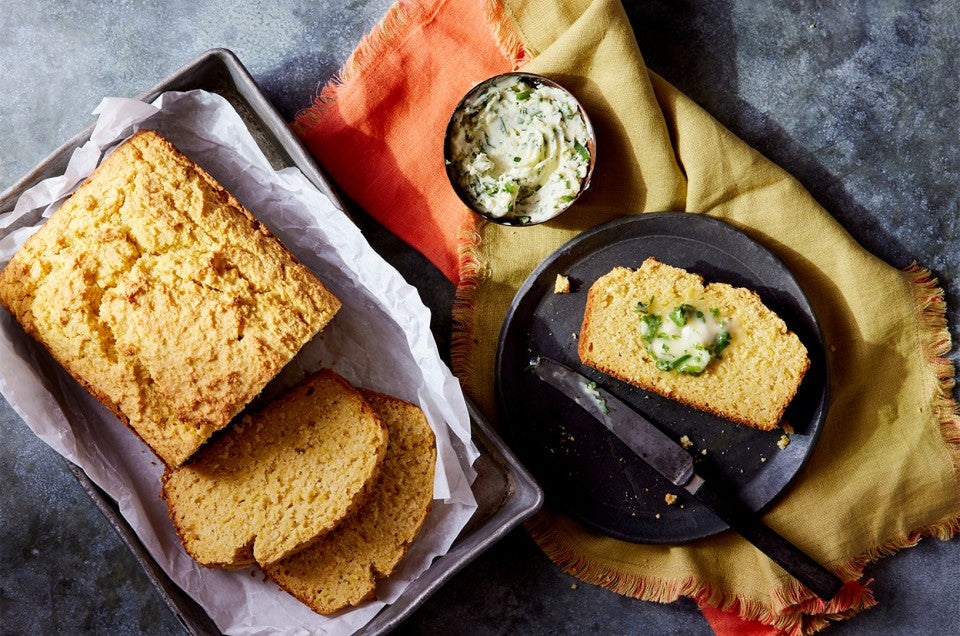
[161,369,388,568]
[0,129,340,466]
[578,258,809,430]
[264,389,436,615]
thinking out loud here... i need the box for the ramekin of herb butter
[444,72,596,226]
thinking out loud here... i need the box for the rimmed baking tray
[0,48,543,635]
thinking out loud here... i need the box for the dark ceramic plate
[496,213,829,543]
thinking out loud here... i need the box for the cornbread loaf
[578,258,809,430]
[0,129,340,466]
[264,390,436,615]
[161,369,388,568]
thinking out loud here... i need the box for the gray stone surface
[1,1,958,634]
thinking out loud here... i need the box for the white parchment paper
[0,90,479,635]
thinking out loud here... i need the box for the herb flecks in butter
[584,380,610,414]
[448,76,591,223]
[636,301,733,375]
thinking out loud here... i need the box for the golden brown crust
[0,129,341,466]
[262,389,436,615]
[160,369,388,569]
[578,258,809,431]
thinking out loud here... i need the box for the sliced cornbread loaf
[160,369,388,568]
[0,129,340,466]
[264,390,436,615]
[578,258,809,430]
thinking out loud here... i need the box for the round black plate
[495,213,829,543]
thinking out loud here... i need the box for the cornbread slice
[578,258,809,430]
[264,390,436,615]
[160,370,388,568]
[0,129,340,466]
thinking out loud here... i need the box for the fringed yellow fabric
[451,221,486,400]
[460,0,960,633]
[905,264,960,470]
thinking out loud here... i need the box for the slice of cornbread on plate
[0,129,341,467]
[264,390,436,615]
[578,258,809,431]
[161,369,388,569]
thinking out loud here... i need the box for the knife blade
[531,355,842,601]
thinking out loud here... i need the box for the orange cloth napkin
[292,0,520,283]
[292,1,960,633]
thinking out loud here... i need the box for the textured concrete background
[1,1,958,634]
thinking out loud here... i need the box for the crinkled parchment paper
[0,90,479,635]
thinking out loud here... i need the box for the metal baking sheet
[0,48,542,635]
[496,213,828,544]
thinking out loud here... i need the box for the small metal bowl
[443,72,596,226]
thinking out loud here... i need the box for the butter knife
[531,355,842,601]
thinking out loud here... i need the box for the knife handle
[692,480,843,601]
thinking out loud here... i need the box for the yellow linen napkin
[451,0,960,632]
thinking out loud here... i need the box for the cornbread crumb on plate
[578,258,809,431]
[161,369,387,569]
[0,129,340,467]
[264,390,436,615]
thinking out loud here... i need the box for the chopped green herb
[710,331,731,357]
[516,90,531,100]
[668,304,696,327]
[639,314,662,341]
[637,302,733,375]
[635,297,655,313]
[574,140,590,162]
[657,354,689,372]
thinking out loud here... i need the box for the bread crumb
[700,449,707,456]
[680,435,693,449]
[664,493,677,505]
[655,513,661,519]
[777,434,791,449]
[571,583,578,590]
[782,422,795,434]
[554,273,571,294]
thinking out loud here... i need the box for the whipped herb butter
[636,300,733,375]
[446,75,592,224]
